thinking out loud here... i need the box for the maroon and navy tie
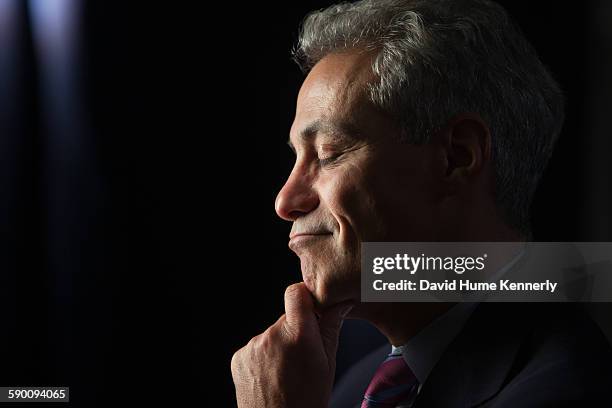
[361,351,419,407]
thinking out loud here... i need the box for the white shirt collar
[391,247,525,385]
[391,301,478,384]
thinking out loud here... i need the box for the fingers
[318,301,354,360]
[282,283,354,364]
[283,282,317,334]
[232,284,340,408]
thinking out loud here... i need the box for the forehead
[291,50,385,144]
[298,51,376,110]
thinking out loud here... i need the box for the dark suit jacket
[331,302,612,407]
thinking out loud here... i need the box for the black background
[1,1,610,406]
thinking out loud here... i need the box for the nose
[275,164,319,221]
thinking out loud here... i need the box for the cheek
[324,151,438,243]
[365,158,439,241]
[316,165,383,242]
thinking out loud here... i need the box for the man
[231,0,612,406]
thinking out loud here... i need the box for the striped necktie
[361,351,419,407]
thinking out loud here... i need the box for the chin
[302,268,358,311]
[300,268,330,308]
[310,285,336,309]
[298,245,360,305]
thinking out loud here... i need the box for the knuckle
[250,330,274,351]
[247,333,261,349]
[260,328,277,348]
[230,349,242,374]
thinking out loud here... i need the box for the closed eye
[318,153,343,167]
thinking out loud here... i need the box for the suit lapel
[331,343,390,408]
[334,304,530,408]
[414,302,532,408]
[333,244,588,408]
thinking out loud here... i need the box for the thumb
[318,301,354,361]
[283,283,318,335]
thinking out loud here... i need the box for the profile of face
[275,51,446,309]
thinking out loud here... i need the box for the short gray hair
[293,0,564,234]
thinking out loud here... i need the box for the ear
[434,113,492,184]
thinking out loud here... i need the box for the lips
[288,232,332,251]
[289,232,331,240]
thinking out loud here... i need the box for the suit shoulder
[489,304,612,406]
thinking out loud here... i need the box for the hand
[231,283,353,408]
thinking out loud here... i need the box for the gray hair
[293,0,564,234]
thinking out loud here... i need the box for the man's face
[275,51,442,308]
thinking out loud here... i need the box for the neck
[354,218,524,346]
[353,302,455,346]
[437,201,525,242]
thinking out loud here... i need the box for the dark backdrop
[0,1,610,406]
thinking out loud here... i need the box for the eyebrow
[287,119,361,152]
